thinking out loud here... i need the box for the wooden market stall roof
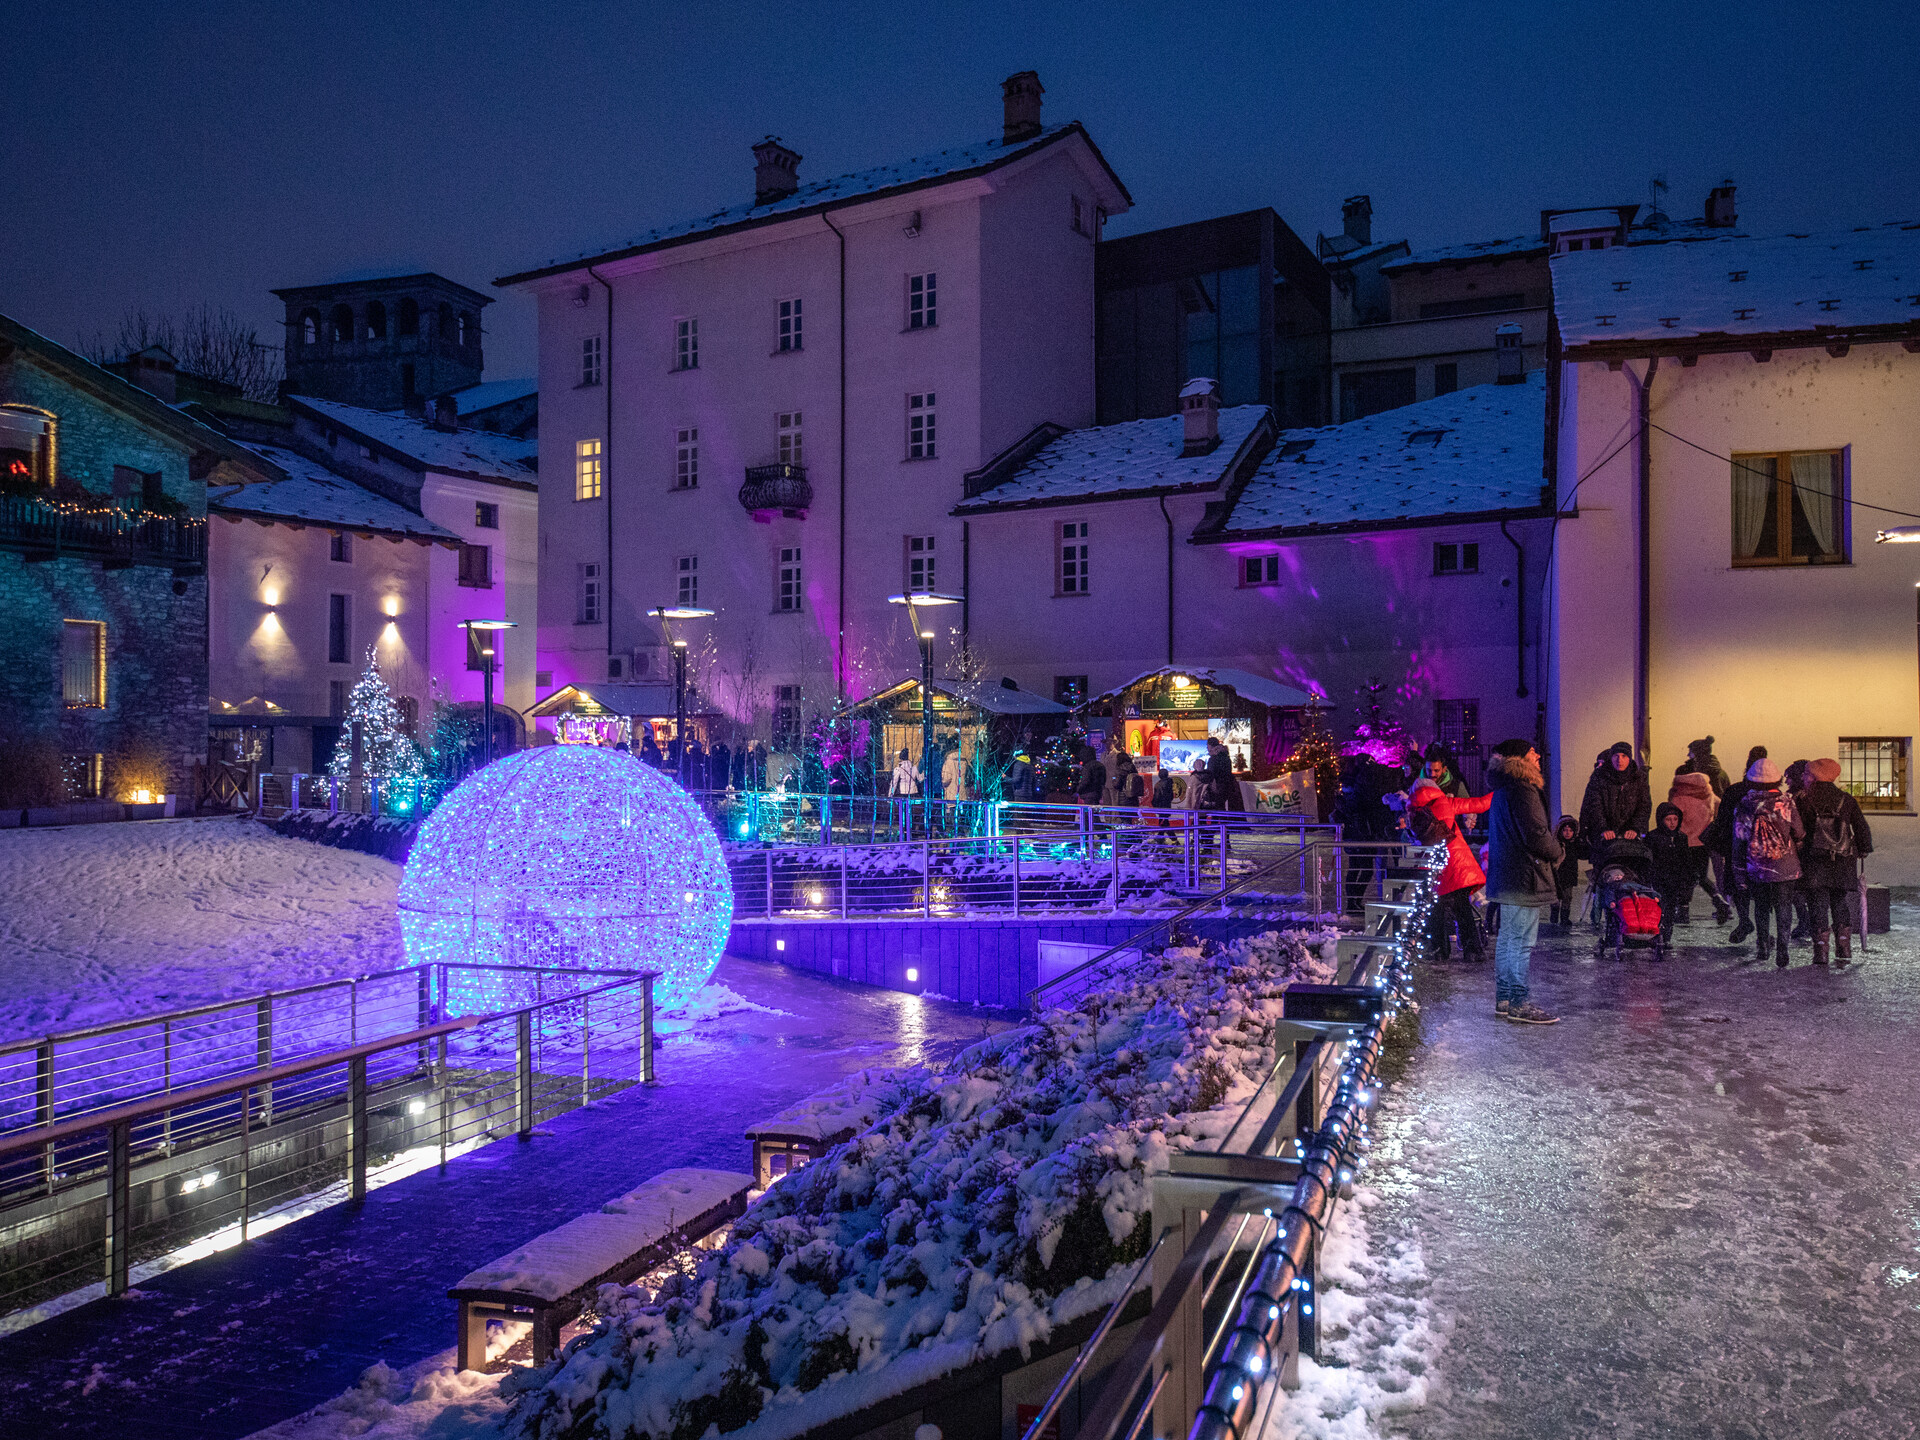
[526,683,720,719]
[1090,666,1317,710]
[850,677,1069,717]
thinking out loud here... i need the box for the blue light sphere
[397,745,732,1010]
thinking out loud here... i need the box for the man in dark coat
[1796,757,1873,965]
[1675,736,1731,797]
[1074,747,1106,807]
[1579,742,1652,853]
[1705,745,1768,944]
[1485,738,1564,1024]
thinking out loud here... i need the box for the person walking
[1706,745,1768,943]
[1675,736,1731,797]
[1731,757,1805,968]
[1074,746,1107,808]
[1781,760,1815,941]
[1796,757,1873,966]
[1205,736,1239,811]
[889,747,923,797]
[1409,777,1494,961]
[1667,770,1731,923]
[1579,741,1652,853]
[1115,751,1147,813]
[942,746,969,803]
[1000,749,1034,803]
[1485,739,1564,1023]
[1149,764,1175,828]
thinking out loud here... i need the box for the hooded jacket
[1647,803,1695,891]
[1552,816,1582,893]
[1733,783,1805,883]
[1796,779,1873,890]
[1485,751,1563,907]
[1677,742,1731,797]
[1666,771,1718,847]
[1411,779,1494,896]
[1580,750,1653,849]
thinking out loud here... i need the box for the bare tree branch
[82,304,284,401]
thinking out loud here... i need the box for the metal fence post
[841,849,850,919]
[922,840,932,919]
[348,1055,369,1201]
[641,975,655,1084]
[105,1120,131,1295]
[1219,825,1229,895]
[581,992,591,1106]
[35,1041,54,1195]
[437,1034,450,1167]
[516,1009,534,1137]
[256,996,274,1124]
[1112,827,1122,914]
[239,1084,251,1243]
[328,775,339,816]
[1012,836,1021,916]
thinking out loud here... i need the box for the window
[1054,675,1088,707]
[1179,266,1263,406]
[458,543,492,588]
[330,532,353,563]
[536,669,553,689]
[62,754,102,801]
[329,305,353,343]
[1840,738,1909,811]
[778,547,803,612]
[61,620,105,708]
[773,685,802,752]
[398,298,419,336]
[328,594,351,664]
[581,335,602,386]
[1435,700,1482,768]
[907,393,936,459]
[365,301,387,340]
[0,406,54,487]
[907,535,936,592]
[1434,542,1479,576]
[329,680,347,719]
[778,298,802,352]
[475,501,499,529]
[675,317,698,370]
[675,428,699,489]
[908,273,936,329]
[458,311,476,347]
[1059,521,1090,595]
[1242,555,1279,586]
[575,438,603,500]
[578,562,602,624]
[1732,450,1847,566]
[1434,362,1459,396]
[300,310,321,345]
[676,554,698,607]
[778,412,802,468]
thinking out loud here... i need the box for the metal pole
[482,647,495,767]
[1013,836,1021,917]
[516,1009,534,1137]
[674,642,688,788]
[765,849,774,918]
[841,848,850,919]
[35,1041,54,1195]
[239,1083,251,1243]
[437,1034,450,1167]
[642,975,655,1084]
[581,992,591,1106]
[348,1054,368,1201]
[923,839,932,919]
[256,996,274,1124]
[919,631,934,828]
[105,1120,131,1295]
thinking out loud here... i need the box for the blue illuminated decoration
[397,746,732,1009]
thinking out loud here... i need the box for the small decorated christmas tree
[1347,676,1412,767]
[327,649,425,778]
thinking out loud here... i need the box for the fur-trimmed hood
[1489,750,1544,791]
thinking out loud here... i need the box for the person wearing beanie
[1409,776,1494,961]
[1796,757,1873,965]
[1706,745,1768,943]
[1675,736,1731,798]
[1646,803,1695,941]
[1781,761,1816,940]
[1667,771,1732,923]
[1579,741,1652,856]
[1484,738,1563,1023]
[1732,756,1805,967]
[1549,815,1582,929]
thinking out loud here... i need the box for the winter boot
[1714,901,1733,924]
[1728,918,1753,945]
[1677,904,1692,925]
[1775,933,1791,969]
[1836,927,1853,964]
[1812,933,1830,967]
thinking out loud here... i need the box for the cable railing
[0,964,655,1320]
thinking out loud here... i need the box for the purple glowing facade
[397,746,731,1008]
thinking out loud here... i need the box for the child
[1646,803,1694,940]
[1549,815,1582,929]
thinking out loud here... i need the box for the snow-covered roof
[286,395,537,483]
[526,683,719,719]
[448,377,536,413]
[1385,213,1737,273]
[1387,233,1546,269]
[1091,667,1316,709]
[1212,374,1546,537]
[746,1070,905,1144]
[1554,223,1920,350]
[954,405,1270,513]
[209,444,460,542]
[855,677,1069,716]
[498,124,1124,284]
[1321,239,1409,269]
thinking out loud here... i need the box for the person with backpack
[1731,757,1806,968]
[1705,745,1768,943]
[1675,736,1731,797]
[1796,757,1873,966]
[1410,776,1494,960]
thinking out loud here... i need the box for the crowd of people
[1343,734,1875,1027]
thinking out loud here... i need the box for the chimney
[1705,180,1737,228]
[1342,195,1373,248]
[1494,322,1524,384]
[752,137,801,206]
[1001,71,1044,144]
[1180,377,1221,455]
[431,395,459,429]
[126,345,177,404]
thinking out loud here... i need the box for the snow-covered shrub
[505,927,1335,1440]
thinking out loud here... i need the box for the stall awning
[1091,667,1317,710]
[851,677,1068,718]
[526,683,717,719]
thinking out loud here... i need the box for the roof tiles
[955,405,1269,513]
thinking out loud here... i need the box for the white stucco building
[497,73,1130,738]
[1548,222,1920,879]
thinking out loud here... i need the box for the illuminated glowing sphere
[397,746,732,1009]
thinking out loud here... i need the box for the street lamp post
[459,619,518,767]
[652,606,714,789]
[886,591,963,821]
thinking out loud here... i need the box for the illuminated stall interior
[849,677,1068,792]
[525,682,720,752]
[1089,666,1317,781]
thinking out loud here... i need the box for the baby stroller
[1593,839,1666,960]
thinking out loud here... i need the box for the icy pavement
[1331,907,1920,1440]
[0,817,405,1040]
[0,956,1020,1438]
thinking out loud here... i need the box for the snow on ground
[241,1350,508,1439]
[656,981,786,1034]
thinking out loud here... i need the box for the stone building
[0,312,278,808]
[272,272,493,413]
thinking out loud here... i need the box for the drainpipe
[1621,357,1659,763]
[1499,519,1528,699]
[587,266,614,670]
[962,520,971,644]
[822,213,848,701]
[1157,495,1175,666]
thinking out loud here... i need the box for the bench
[449,1166,753,1371]
[743,1068,903,1189]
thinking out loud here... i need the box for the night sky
[4,0,1914,382]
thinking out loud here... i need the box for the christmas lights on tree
[396,745,733,1010]
[327,648,425,779]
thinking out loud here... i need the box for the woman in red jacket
[1411,776,1495,961]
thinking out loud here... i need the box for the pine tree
[327,649,425,778]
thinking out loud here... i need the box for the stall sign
[1142,684,1219,714]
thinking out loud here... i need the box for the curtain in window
[1732,456,1773,559]
[1792,452,1838,556]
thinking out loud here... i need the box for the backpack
[1409,804,1454,848]
[1736,790,1795,862]
[1807,795,1858,860]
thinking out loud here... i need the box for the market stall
[848,677,1068,796]
[526,682,721,753]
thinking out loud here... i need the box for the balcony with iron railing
[0,493,207,572]
[738,463,811,519]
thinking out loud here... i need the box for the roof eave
[1193,499,1554,545]
[1560,319,1920,361]
[285,396,535,488]
[953,476,1228,518]
[209,502,461,547]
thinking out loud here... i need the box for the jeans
[1494,903,1543,1005]
[1750,879,1796,950]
